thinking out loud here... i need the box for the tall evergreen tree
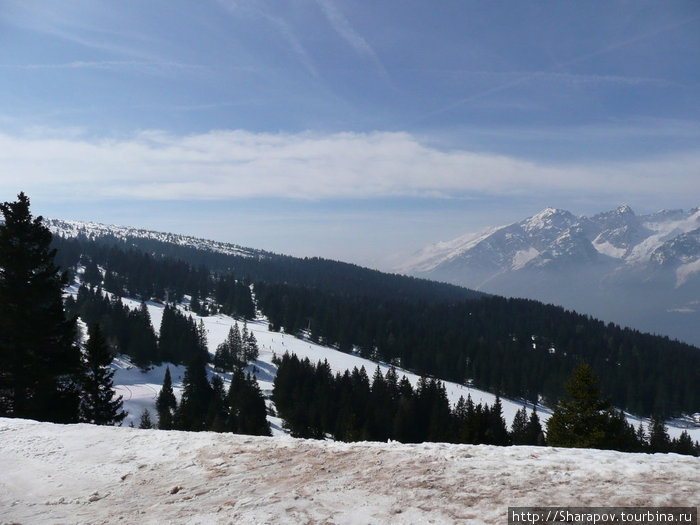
[0,192,83,422]
[80,323,126,425]
[648,414,671,453]
[206,374,228,432]
[510,406,529,445]
[546,363,622,449]
[227,370,270,436]
[156,366,177,430]
[485,394,509,445]
[525,406,545,446]
[175,354,212,431]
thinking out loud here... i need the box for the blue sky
[1,1,699,267]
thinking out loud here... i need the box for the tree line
[52,234,256,318]
[272,352,540,446]
[272,355,699,456]
[153,361,270,436]
[254,282,699,418]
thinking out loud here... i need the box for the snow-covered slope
[402,206,700,346]
[46,218,265,258]
[108,297,545,436]
[2,418,698,525]
[100,289,699,442]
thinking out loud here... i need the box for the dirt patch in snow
[1,419,698,524]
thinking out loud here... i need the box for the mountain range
[400,206,700,346]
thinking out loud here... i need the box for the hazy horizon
[2,1,699,268]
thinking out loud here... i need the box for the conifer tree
[175,354,212,431]
[80,323,126,425]
[139,409,154,429]
[672,431,698,456]
[128,302,158,368]
[206,374,228,432]
[546,363,617,449]
[156,366,177,430]
[483,394,509,445]
[510,406,529,445]
[525,405,545,446]
[227,368,270,436]
[0,192,83,422]
[244,330,259,363]
[648,414,671,453]
[635,422,648,450]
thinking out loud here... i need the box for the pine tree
[648,414,671,453]
[0,192,83,422]
[510,406,529,445]
[206,374,228,432]
[525,406,545,446]
[175,354,212,431]
[227,368,271,436]
[128,302,158,368]
[635,422,647,450]
[672,431,698,456]
[80,323,126,425]
[156,366,177,430]
[546,363,616,449]
[485,395,509,445]
[139,409,154,429]
[244,330,259,363]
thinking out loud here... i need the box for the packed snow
[2,418,698,525]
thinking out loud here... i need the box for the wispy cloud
[215,0,320,79]
[315,0,391,83]
[0,60,205,76]
[1,129,698,209]
[2,2,160,62]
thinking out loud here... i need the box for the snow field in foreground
[1,418,698,525]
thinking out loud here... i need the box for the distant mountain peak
[400,205,700,346]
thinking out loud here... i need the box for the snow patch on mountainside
[2,418,698,525]
[676,258,700,288]
[593,239,627,259]
[398,225,505,273]
[511,247,540,270]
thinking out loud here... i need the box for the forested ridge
[50,226,700,418]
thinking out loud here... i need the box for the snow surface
[1,418,698,525]
[46,218,260,259]
[592,239,627,259]
[626,208,700,265]
[397,225,506,274]
[676,258,700,288]
[511,247,540,270]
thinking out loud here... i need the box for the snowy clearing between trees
[1,418,698,525]
[105,297,700,442]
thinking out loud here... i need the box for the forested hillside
[50,227,700,418]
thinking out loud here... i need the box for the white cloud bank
[0,129,698,204]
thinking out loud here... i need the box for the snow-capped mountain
[401,206,700,346]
